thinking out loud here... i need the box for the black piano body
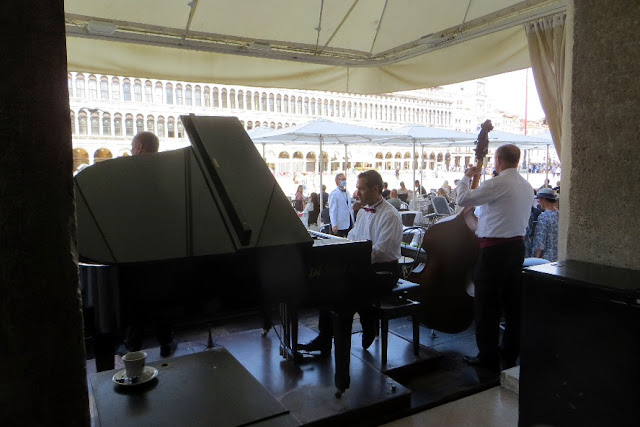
[76,115,373,393]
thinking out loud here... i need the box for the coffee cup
[122,351,147,380]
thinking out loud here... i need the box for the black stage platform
[87,312,500,426]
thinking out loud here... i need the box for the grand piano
[76,115,373,394]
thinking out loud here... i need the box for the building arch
[167,116,176,138]
[154,81,163,103]
[146,115,155,133]
[157,116,165,137]
[403,152,412,170]
[213,87,220,108]
[88,75,97,99]
[165,82,173,104]
[237,90,244,109]
[101,76,110,100]
[72,148,89,172]
[182,84,191,106]
[135,114,144,134]
[229,89,236,109]
[175,83,183,105]
[124,114,134,136]
[102,112,111,135]
[75,73,85,98]
[93,148,113,163]
[78,110,88,135]
[305,151,316,172]
[177,119,184,138]
[67,73,74,97]
[221,88,228,108]
[133,79,142,102]
[123,78,132,101]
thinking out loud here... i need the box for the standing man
[320,184,329,209]
[456,144,533,371]
[328,172,354,237]
[118,131,178,358]
[298,170,403,353]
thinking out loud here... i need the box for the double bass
[409,120,493,333]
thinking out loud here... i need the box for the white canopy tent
[488,130,554,181]
[247,126,279,160]
[382,125,479,204]
[251,118,407,207]
[64,0,567,94]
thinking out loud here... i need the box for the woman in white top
[300,192,320,230]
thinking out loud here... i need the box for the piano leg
[94,333,117,371]
[279,302,302,362]
[331,309,355,397]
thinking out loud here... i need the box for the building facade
[68,72,551,174]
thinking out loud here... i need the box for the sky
[483,68,545,120]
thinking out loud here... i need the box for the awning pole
[411,139,416,209]
[545,144,550,185]
[319,135,324,209]
[344,144,348,176]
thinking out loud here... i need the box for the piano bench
[376,280,422,366]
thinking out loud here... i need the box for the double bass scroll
[409,120,492,334]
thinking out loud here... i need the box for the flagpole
[524,69,529,136]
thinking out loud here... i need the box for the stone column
[0,1,89,425]
[561,0,640,269]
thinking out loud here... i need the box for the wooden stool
[376,279,422,366]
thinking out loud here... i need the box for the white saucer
[112,366,158,386]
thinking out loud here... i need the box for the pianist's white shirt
[348,199,402,264]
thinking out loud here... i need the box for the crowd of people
[294,176,460,226]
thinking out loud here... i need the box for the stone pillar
[0,1,89,425]
[561,0,640,269]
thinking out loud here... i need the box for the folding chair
[424,196,452,225]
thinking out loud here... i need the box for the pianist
[117,132,177,358]
[299,170,403,353]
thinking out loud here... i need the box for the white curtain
[526,13,566,157]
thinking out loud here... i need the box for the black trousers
[472,240,524,365]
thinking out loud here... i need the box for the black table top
[523,259,640,292]
[90,348,300,427]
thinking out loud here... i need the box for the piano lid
[75,115,312,264]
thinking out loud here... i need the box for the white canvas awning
[251,118,406,207]
[64,0,567,94]
[488,130,552,148]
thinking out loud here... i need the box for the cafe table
[89,348,300,427]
